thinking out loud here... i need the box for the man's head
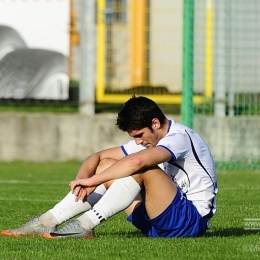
[116,96,167,133]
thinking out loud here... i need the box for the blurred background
[0,0,259,169]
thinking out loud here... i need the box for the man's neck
[162,119,169,138]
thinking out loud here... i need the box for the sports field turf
[0,161,260,260]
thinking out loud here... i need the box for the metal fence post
[214,0,226,117]
[79,0,96,115]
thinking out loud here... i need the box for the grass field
[0,161,260,260]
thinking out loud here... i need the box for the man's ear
[151,118,161,129]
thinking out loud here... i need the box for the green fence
[182,0,260,169]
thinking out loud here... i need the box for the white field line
[220,184,260,190]
[0,179,69,202]
[0,197,59,202]
[0,179,68,185]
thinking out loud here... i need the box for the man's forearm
[88,156,142,186]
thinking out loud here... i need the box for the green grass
[0,161,260,260]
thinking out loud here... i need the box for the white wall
[0,113,259,163]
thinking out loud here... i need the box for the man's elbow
[127,156,145,169]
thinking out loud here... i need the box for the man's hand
[70,178,97,202]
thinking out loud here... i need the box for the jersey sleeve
[120,139,146,156]
[157,133,190,161]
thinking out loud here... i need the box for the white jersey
[121,120,218,218]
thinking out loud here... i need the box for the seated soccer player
[2,96,218,238]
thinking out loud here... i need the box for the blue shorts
[127,189,209,238]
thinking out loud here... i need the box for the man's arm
[71,146,125,201]
[75,146,125,179]
[70,146,172,192]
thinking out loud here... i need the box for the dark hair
[116,96,166,132]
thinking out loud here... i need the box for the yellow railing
[96,0,106,103]
[96,0,211,105]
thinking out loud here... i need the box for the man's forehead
[129,128,145,137]
[129,127,153,136]
[129,129,142,134]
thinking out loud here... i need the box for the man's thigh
[132,167,177,219]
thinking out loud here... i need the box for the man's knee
[129,166,163,189]
[95,158,118,189]
[96,158,117,175]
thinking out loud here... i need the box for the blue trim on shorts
[127,189,209,238]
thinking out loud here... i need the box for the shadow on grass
[96,230,145,238]
[97,228,260,239]
[205,228,260,237]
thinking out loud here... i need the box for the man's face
[128,127,160,148]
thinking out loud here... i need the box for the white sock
[39,184,107,227]
[78,177,141,230]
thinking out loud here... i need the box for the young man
[1,96,217,238]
